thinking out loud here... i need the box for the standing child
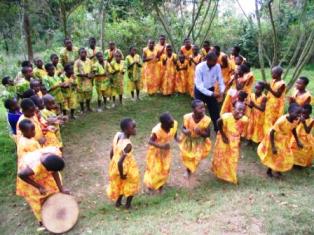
[180,38,193,58]
[1,76,16,101]
[30,79,43,98]
[125,46,142,100]
[92,52,111,111]
[4,98,22,136]
[43,63,64,111]
[50,54,64,76]
[87,37,101,64]
[74,48,93,112]
[290,104,313,167]
[144,112,178,192]
[60,64,77,119]
[211,102,248,184]
[176,54,189,94]
[246,82,267,144]
[109,51,125,106]
[104,41,124,63]
[258,103,303,177]
[179,100,211,177]
[289,76,311,107]
[60,38,79,66]
[200,40,211,60]
[16,66,33,98]
[263,66,286,134]
[107,118,140,209]
[33,59,47,81]
[187,45,202,97]
[160,45,177,96]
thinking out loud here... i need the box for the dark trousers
[194,87,220,132]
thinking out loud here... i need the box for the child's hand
[161,143,170,150]
[264,83,270,90]
[38,186,47,195]
[222,135,229,144]
[39,137,46,145]
[120,174,127,180]
[194,127,202,136]
[272,146,277,155]
[248,101,254,108]
[297,141,303,149]
[182,128,191,136]
[61,187,71,195]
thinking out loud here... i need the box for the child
[74,48,93,112]
[258,103,303,177]
[160,45,177,96]
[104,41,124,63]
[92,52,110,111]
[107,118,140,209]
[240,63,255,94]
[109,51,125,106]
[211,102,248,184]
[144,112,178,192]
[176,54,189,94]
[246,82,267,144]
[17,152,68,228]
[187,45,202,97]
[87,37,101,64]
[14,60,33,85]
[33,59,47,81]
[17,119,41,162]
[60,38,79,66]
[16,66,33,98]
[50,54,64,76]
[142,39,159,95]
[289,76,311,107]
[220,55,234,86]
[60,64,77,119]
[41,94,64,150]
[1,76,16,101]
[125,46,142,100]
[4,98,22,136]
[179,100,211,177]
[43,63,64,111]
[30,79,43,98]
[290,104,313,167]
[200,40,211,60]
[229,46,245,69]
[180,38,193,58]
[263,66,286,134]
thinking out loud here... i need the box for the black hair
[159,34,166,38]
[20,98,35,111]
[22,89,35,99]
[159,112,173,124]
[50,53,58,60]
[240,63,250,73]
[64,37,71,44]
[238,91,248,101]
[129,46,136,52]
[191,99,204,109]
[205,51,218,61]
[89,37,96,42]
[30,79,40,88]
[256,81,266,90]
[19,119,34,133]
[272,66,283,75]
[203,40,210,45]
[21,66,31,74]
[79,47,86,54]
[30,95,43,108]
[299,76,309,86]
[42,154,65,172]
[45,63,54,71]
[213,45,220,53]
[21,60,31,67]
[2,76,11,85]
[303,104,312,114]
[120,118,133,131]
[96,51,103,57]
[184,38,191,43]
[288,103,301,113]
[4,98,15,110]
[233,46,241,53]
[64,63,73,73]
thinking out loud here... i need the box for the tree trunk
[23,0,33,61]
[100,0,106,51]
[268,0,279,67]
[59,1,68,38]
[255,0,266,81]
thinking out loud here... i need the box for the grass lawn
[0,67,313,234]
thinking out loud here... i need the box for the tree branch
[186,0,205,39]
[194,0,212,43]
[200,0,218,45]
[268,0,279,66]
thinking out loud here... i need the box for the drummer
[17,151,69,230]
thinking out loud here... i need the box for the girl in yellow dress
[17,152,68,227]
[289,76,311,107]
[290,104,314,167]
[176,54,189,94]
[263,66,286,134]
[107,118,140,209]
[246,82,267,144]
[258,103,303,177]
[179,100,211,177]
[142,40,159,95]
[33,59,47,81]
[211,102,248,184]
[109,51,125,106]
[188,45,202,97]
[50,54,64,76]
[144,112,178,192]
[180,38,193,58]
[160,45,177,96]
[125,47,142,100]
[200,40,211,60]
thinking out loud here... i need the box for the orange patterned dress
[176,60,189,94]
[160,53,177,95]
[188,54,202,97]
[142,47,159,94]
[144,121,178,190]
[258,115,298,172]
[263,79,286,134]
[290,118,314,167]
[246,93,267,143]
[179,113,211,173]
[291,89,312,107]
[16,114,44,144]
[107,132,140,200]
[17,137,41,162]
[211,113,248,184]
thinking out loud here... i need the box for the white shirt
[194,61,225,96]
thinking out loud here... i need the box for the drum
[41,193,79,234]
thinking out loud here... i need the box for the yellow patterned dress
[142,47,159,94]
[176,60,189,94]
[60,47,79,66]
[211,113,248,184]
[263,79,286,134]
[74,58,93,102]
[54,63,64,76]
[33,68,47,81]
[109,60,125,96]
[290,118,314,167]
[160,53,177,95]
[125,54,142,92]
[16,114,44,144]
[92,60,111,98]
[188,54,202,97]
[246,93,267,143]
[42,75,64,104]
[87,47,101,64]
[144,121,178,190]
[107,133,140,201]
[291,89,312,107]
[60,73,77,110]
[179,113,211,173]
[258,115,298,172]
[17,152,60,221]
[17,136,41,162]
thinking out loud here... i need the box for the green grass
[0,67,313,234]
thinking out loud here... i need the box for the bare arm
[270,129,277,154]
[217,118,228,144]
[292,128,303,148]
[118,143,132,179]
[148,133,170,150]
[267,84,285,98]
[18,167,47,194]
